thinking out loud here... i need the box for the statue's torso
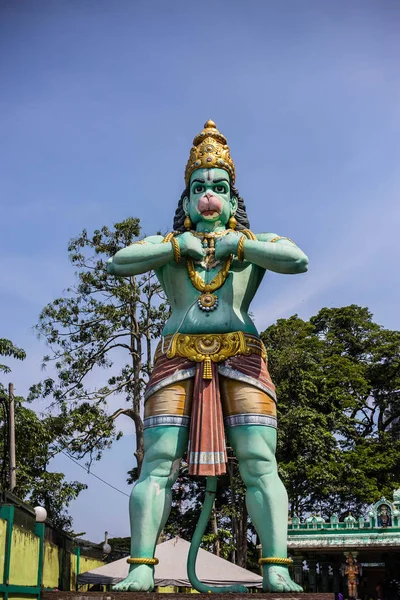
[157,257,265,336]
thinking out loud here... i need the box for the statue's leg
[227,425,302,592]
[112,425,188,591]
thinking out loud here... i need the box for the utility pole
[9,383,16,492]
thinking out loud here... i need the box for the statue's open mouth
[201,209,221,217]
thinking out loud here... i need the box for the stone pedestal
[43,593,335,600]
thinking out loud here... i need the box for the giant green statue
[107,120,308,593]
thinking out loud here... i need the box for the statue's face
[184,168,237,229]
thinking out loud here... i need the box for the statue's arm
[107,235,173,276]
[107,232,205,276]
[243,232,308,274]
[240,233,308,274]
[215,231,308,274]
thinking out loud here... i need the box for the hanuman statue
[107,120,308,592]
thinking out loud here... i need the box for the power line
[61,451,130,497]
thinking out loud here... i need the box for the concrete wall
[43,541,60,589]
[0,518,7,572]
[0,507,106,596]
[9,525,40,586]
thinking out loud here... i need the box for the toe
[128,583,139,591]
[294,582,303,592]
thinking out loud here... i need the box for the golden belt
[155,331,266,380]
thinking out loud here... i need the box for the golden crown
[184,120,236,186]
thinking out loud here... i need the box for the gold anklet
[259,557,293,565]
[126,557,159,565]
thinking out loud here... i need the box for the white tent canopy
[78,537,263,588]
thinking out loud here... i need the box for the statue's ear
[230,195,238,214]
[182,195,189,214]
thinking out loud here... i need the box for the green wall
[0,507,106,598]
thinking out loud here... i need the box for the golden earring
[228,215,237,230]
[184,214,192,230]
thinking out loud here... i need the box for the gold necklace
[187,254,233,312]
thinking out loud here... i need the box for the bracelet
[171,237,181,263]
[126,557,159,565]
[237,235,246,262]
[259,557,293,566]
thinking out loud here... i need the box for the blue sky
[1,0,400,541]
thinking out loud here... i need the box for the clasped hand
[177,232,204,260]
[177,232,240,262]
[214,232,240,260]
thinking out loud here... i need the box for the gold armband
[269,236,295,244]
[237,235,246,262]
[242,228,257,240]
[126,557,159,565]
[162,232,175,244]
[171,237,181,263]
[258,556,293,566]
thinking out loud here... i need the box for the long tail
[187,476,248,594]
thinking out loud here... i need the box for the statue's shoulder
[255,232,280,242]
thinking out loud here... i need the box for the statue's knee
[229,426,278,483]
[141,443,181,481]
[242,454,276,483]
[236,442,277,484]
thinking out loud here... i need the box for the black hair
[173,183,250,232]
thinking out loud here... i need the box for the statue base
[43,593,334,600]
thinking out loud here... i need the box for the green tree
[0,338,26,377]
[30,219,169,474]
[11,401,86,529]
[0,339,85,529]
[261,305,400,518]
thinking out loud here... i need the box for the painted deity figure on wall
[377,504,392,527]
[107,120,308,593]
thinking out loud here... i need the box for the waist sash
[153,332,268,477]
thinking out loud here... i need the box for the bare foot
[263,565,303,592]
[112,564,155,591]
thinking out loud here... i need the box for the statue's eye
[214,185,226,193]
[194,185,204,194]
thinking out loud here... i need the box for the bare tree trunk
[236,497,248,568]
[130,276,144,476]
[146,272,153,375]
[227,459,237,564]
